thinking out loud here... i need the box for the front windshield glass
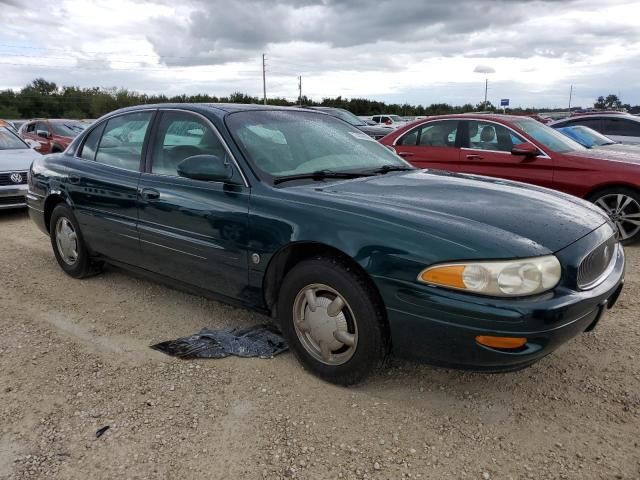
[564,126,615,147]
[226,110,411,180]
[51,122,84,137]
[389,115,403,122]
[512,118,585,153]
[328,108,366,126]
[0,127,28,150]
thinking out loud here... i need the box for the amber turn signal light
[475,335,527,349]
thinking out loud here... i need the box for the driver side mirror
[511,142,539,157]
[177,154,233,182]
[37,129,50,139]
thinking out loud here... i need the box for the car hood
[0,148,40,171]
[565,146,640,164]
[291,170,609,256]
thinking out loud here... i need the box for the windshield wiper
[273,169,373,185]
[367,165,414,175]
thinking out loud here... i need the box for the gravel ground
[0,209,639,480]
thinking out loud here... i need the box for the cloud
[473,65,496,74]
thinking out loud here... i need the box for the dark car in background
[304,106,392,139]
[28,104,624,384]
[18,119,86,154]
[381,114,640,243]
[551,113,640,145]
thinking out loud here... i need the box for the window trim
[144,108,249,187]
[393,119,461,147]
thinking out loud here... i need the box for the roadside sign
[500,99,510,107]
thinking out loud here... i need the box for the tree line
[1,78,638,119]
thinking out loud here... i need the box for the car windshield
[512,118,585,153]
[388,115,403,122]
[226,110,410,181]
[0,127,28,150]
[51,122,84,136]
[325,108,366,126]
[559,126,615,148]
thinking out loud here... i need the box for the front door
[458,120,554,188]
[137,110,250,300]
[68,110,155,265]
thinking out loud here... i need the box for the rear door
[69,110,155,265]
[392,120,462,170]
[458,120,554,188]
[136,110,250,299]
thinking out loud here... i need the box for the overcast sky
[1,0,639,108]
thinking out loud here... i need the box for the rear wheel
[277,256,388,385]
[50,203,101,278]
[589,188,640,244]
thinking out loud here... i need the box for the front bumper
[376,238,625,370]
[0,185,28,210]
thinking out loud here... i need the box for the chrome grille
[577,236,617,289]
[0,171,28,186]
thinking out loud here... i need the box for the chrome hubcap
[594,193,640,241]
[55,217,78,265]
[292,283,358,365]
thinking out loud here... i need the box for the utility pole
[298,76,302,106]
[262,53,267,105]
[568,84,573,115]
[483,78,488,110]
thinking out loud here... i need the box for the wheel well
[263,242,388,322]
[585,183,640,201]
[43,194,66,232]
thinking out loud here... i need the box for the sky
[1,0,640,108]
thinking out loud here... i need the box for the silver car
[0,126,42,209]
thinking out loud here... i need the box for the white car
[551,113,640,145]
[0,126,42,210]
[369,114,408,129]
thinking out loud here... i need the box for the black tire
[277,256,388,385]
[49,203,101,278]
[588,187,640,244]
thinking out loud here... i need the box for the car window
[95,112,153,171]
[79,123,105,161]
[398,121,458,147]
[372,116,380,123]
[566,118,602,131]
[51,122,80,137]
[26,123,35,133]
[149,111,227,177]
[602,118,640,136]
[35,122,48,134]
[467,121,525,152]
[512,118,584,153]
[0,127,28,150]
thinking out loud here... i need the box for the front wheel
[589,188,640,244]
[277,257,388,385]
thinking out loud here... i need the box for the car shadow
[0,209,29,222]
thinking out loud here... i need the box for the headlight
[418,255,561,297]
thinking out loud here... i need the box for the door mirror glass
[177,154,232,181]
[37,130,50,139]
[511,142,539,156]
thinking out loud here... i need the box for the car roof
[105,103,314,119]
[560,113,638,120]
[401,113,536,124]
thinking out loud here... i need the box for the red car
[380,114,640,243]
[18,119,85,154]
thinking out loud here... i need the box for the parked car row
[25,103,625,385]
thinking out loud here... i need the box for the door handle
[466,154,484,160]
[397,151,415,157]
[68,175,80,184]
[140,188,160,201]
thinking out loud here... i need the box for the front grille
[0,195,26,206]
[577,235,617,289]
[0,171,28,186]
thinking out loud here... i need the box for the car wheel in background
[277,256,388,385]
[50,203,101,278]
[589,187,640,244]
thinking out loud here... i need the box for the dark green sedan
[27,104,625,384]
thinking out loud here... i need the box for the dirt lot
[0,210,639,480]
